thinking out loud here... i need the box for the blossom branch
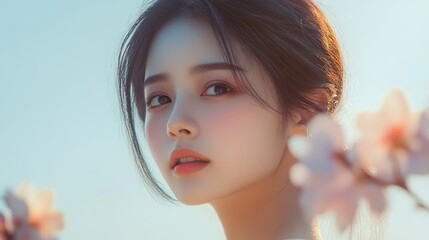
[335,152,429,211]
[289,90,429,232]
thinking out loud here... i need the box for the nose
[166,101,199,139]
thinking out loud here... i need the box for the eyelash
[145,82,235,110]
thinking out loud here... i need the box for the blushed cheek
[203,99,283,169]
[207,107,246,134]
[204,101,269,151]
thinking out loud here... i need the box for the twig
[334,151,429,211]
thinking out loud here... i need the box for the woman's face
[144,18,292,205]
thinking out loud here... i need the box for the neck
[209,150,320,240]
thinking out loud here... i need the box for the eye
[203,82,233,96]
[146,94,171,109]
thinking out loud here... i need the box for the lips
[169,148,210,169]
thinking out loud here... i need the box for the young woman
[118,0,343,239]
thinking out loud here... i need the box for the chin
[176,194,211,206]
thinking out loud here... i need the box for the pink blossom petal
[30,190,54,220]
[357,91,420,180]
[4,191,29,225]
[295,111,395,232]
[357,112,385,139]
[308,114,345,152]
[5,183,64,239]
[300,187,360,232]
[302,115,345,173]
[380,90,412,126]
[14,225,41,240]
[0,212,5,234]
[300,188,319,221]
[405,143,429,175]
[363,183,387,214]
[17,183,33,200]
[38,211,64,234]
[288,136,310,160]
[297,167,355,222]
[357,90,414,146]
[406,111,429,175]
[358,141,406,183]
[335,195,358,232]
[419,110,429,139]
[289,163,310,187]
[299,176,339,221]
[293,114,357,228]
[330,167,355,190]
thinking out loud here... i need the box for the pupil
[215,86,225,94]
[159,96,168,104]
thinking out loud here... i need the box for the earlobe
[289,124,307,137]
[291,112,302,125]
[289,113,308,137]
[291,87,330,126]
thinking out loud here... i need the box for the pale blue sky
[1,1,428,239]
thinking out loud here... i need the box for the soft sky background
[1,0,428,239]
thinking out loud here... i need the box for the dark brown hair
[118,0,343,201]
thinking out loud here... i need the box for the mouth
[174,157,209,166]
[169,148,210,171]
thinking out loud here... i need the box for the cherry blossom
[3,183,64,240]
[404,109,429,175]
[289,114,387,231]
[1,212,6,240]
[356,90,429,183]
[13,226,41,240]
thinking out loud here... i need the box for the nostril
[168,130,176,137]
[167,128,192,138]
[179,129,191,134]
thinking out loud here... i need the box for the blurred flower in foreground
[289,115,386,231]
[1,212,6,240]
[1,183,64,240]
[289,89,429,233]
[356,90,429,182]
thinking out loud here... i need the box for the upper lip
[169,148,210,168]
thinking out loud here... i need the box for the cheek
[203,98,286,176]
[145,115,168,165]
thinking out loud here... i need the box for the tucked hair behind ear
[118,0,343,201]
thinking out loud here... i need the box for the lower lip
[173,161,209,175]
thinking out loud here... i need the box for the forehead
[144,17,278,110]
[145,18,225,76]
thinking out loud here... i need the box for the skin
[144,17,318,240]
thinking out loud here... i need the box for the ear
[295,88,330,124]
[288,88,329,137]
[288,112,307,137]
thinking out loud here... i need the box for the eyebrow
[144,62,244,88]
